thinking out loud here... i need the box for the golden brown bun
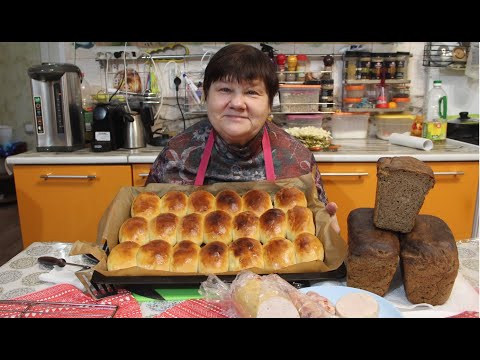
[160,191,188,216]
[177,213,204,245]
[203,210,233,245]
[233,211,260,240]
[215,190,243,216]
[228,237,264,271]
[130,192,162,220]
[107,241,140,271]
[273,187,307,212]
[259,208,287,244]
[293,232,325,263]
[286,206,315,241]
[136,240,173,270]
[242,189,273,216]
[199,241,229,274]
[149,213,179,245]
[171,240,201,272]
[187,190,216,214]
[118,217,150,245]
[263,237,296,271]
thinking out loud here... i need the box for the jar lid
[297,54,308,61]
[345,85,366,91]
[343,97,362,103]
[393,97,410,102]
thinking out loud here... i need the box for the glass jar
[320,79,334,111]
[296,54,308,82]
[370,53,384,80]
[395,52,410,79]
[359,52,371,79]
[344,51,358,80]
[384,53,397,79]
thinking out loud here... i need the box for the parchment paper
[70,173,347,277]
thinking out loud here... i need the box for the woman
[146,44,339,229]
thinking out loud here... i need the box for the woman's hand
[325,202,340,234]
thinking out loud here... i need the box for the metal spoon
[38,256,91,270]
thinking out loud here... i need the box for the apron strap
[261,125,275,181]
[194,129,215,186]
[194,125,276,186]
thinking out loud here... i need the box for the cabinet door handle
[138,173,149,178]
[322,172,369,177]
[433,171,465,176]
[40,174,97,179]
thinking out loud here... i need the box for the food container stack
[374,114,416,140]
[330,112,370,139]
[279,85,321,112]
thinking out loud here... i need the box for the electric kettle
[123,111,146,149]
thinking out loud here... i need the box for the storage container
[279,85,321,112]
[331,112,370,139]
[284,114,325,129]
[374,114,416,140]
[345,85,366,98]
[392,97,411,111]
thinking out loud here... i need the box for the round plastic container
[343,97,362,108]
[345,85,366,98]
[392,97,410,111]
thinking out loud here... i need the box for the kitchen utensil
[447,112,479,145]
[123,111,146,149]
[38,256,91,270]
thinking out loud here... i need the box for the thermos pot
[27,63,85,152]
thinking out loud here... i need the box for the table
[0,240,478,318]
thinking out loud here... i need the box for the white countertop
[5,138,479,167]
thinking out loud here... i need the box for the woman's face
[206,79,270,146]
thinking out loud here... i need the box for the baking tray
[90,262,347,289]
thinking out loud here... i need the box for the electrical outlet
[94,46,140,61]
[168,68,184,90]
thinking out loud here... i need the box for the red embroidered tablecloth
[1,284,142,318]
[155,299,229,318]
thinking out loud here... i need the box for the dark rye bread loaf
[346,208,400,297]
[399,214,459,305]
[374,156,435,233]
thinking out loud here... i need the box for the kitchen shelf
[422,42,470,68]
[344,108,411,113]
[344,79,411,85]
[272,111,335,115]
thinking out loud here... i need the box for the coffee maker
[28,63,85,152]
[91,103,125,152]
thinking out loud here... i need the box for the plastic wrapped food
[199,270,336,318]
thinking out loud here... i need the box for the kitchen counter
[0,240,477,318]
[5,138,479,167]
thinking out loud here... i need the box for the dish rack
[0,300,118,318]
[423,42,471,69]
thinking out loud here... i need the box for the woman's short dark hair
[203,44,279,108]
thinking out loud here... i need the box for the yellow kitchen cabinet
[318,162,377,242]
[132,164,152,186]
[318,161,479,242]
[422,161,478,241]
[13,164,132,248]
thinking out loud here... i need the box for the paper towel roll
[389,133,433,151]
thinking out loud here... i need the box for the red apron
[194,126,275,186]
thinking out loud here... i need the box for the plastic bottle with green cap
[423,80,448,144]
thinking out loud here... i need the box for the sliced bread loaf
[373,156,435,233]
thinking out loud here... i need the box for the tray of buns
[70,174,348,286]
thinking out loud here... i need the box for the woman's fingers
[325,202,338,216]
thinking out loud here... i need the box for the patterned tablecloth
[0,239,478,318]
